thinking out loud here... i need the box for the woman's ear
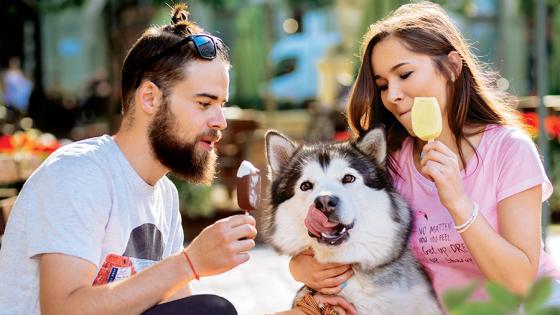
[136,81,162,115]
[447,51,462,82]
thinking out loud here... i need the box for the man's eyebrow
[194,93,228,103]
[374,62,410,80]
[194,93,218,100]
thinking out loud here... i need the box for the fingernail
[341,281,347,289]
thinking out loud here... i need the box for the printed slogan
[415,220,475,265]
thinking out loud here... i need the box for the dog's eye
[342,174,355,184]
[300,181,313,191]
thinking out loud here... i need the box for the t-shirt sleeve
[23,155,112,267]
[496,128,553,203]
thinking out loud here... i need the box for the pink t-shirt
[391,124,559,301]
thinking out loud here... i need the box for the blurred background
[1,0,560,313]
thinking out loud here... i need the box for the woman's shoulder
[483,124,534,148]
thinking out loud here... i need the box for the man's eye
[300,181,313,191]
[342,174,355,184]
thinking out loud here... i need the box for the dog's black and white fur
[261,128,441,314]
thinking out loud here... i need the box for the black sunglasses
[134,34,220,88]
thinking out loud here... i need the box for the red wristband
[182,249,200,281]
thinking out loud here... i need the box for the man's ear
[447,51,462,82]
[136,81,162,115]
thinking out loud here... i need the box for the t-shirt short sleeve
[496,128,553,203]
[23,154,112,267]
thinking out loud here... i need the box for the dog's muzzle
[305,195,354,246]
[311,221,354,246]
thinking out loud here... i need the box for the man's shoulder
[33,135,116,181]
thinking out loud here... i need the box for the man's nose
[209,107,227,130]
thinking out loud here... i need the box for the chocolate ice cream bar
[236,160,261,212]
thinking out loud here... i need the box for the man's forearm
[42,253,194,315]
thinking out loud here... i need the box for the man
[0,4,255,314]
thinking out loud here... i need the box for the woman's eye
[400,71,412,79]
[300,181,313,191]
[378,84,388,91]
[342,174,355,184]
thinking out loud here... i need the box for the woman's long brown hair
[346,1,523,177]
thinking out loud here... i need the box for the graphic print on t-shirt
[93,223,164,285]
[123,223,164,261]
[410,209,475,266]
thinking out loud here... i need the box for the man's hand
[38,214,257,315]
[185,214,257,277]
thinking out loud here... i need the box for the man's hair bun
[171,3,189,24]
[169,3,202,35]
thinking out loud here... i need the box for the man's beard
[148,100,220,185]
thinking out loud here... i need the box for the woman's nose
[388,83,403,103]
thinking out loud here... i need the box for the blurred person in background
[0,4,256,315]
[1,56,32,125]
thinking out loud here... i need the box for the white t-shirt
[0,135,184,315]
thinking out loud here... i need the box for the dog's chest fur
[341,269,441,315]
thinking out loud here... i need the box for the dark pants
[142,294,237,315]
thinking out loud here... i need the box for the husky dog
[262,128,441,315]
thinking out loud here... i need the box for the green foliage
[168,175,214,219]
[444,277,560,315]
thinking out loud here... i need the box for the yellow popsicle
[411,97,442,142]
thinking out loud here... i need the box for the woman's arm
[420,140,542,295]
[454,186,541,294]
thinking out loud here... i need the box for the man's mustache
[196,129,222,143]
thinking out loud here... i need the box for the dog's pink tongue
[305,206,338,237]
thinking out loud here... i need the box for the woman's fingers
[318,286,343,295]
[318,264,352,278]
[317,268,353,288]
[314,294,358,315]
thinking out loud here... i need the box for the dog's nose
[314,195,339,214]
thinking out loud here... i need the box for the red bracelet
[182,249,200,281]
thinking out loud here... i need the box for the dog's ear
[356,127,386,165]
[265,130,297,175]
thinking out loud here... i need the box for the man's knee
[191,294,237,314]
[142,294,237,315]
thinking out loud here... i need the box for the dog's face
[262,128,411,266]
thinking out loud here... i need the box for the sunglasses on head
[135,34,220,88]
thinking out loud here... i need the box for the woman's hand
[419,140,471,213]
[273,294,357,315]
[313,293,358,315]
[289,249,353,294]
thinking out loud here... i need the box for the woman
[289,1,560,311]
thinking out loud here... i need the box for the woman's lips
[399,109,411,117]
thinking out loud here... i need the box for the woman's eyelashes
[376,71,413,91]
[400,71,413,79]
